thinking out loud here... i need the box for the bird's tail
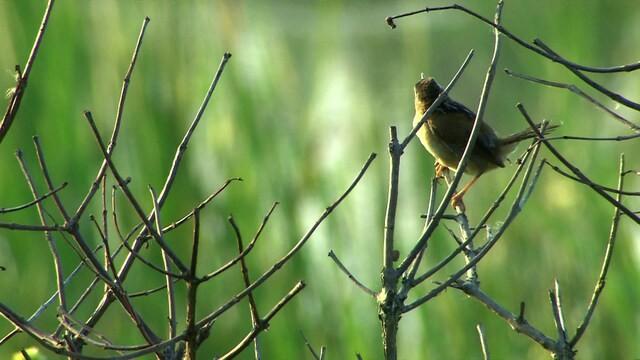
[499,122,559,157]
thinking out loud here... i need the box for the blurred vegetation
[0,0,638,359]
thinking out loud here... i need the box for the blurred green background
[1,0,639,359]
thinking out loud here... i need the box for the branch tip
[385,16,397,29]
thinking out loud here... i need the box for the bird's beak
[420,72,425,79]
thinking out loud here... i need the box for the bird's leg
[434,161,449,179]
[451,174,482,212]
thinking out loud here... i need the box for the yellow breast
[413,114,461,170]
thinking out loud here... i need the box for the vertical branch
[156,52,232,209]
[185,208,200,360]
[0,0,55,143]
[100,175,119,281]
[149,187,177,341]
[402,177,439,284]
[442,172,478,284]
[383,126,401,270]
[476,324,490,360]
[549,280,573,359]
[571,154,625,345]
[15,150,67,312]
[380,126,402,360]
[228,215,262,359]
[549,280,568,345]
[32,136,70,221]
[72,16,151,223]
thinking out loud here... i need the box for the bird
[413,77,557,211]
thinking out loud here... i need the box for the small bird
[413,77,557,210]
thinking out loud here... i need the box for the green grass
[1,1,638,358]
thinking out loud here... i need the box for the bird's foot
[434,162,449,179]
[451,192,466,213]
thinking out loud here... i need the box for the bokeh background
[1,0,639,359]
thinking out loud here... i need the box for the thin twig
[0,181,67,214]
[476,324,490,360]
[543,160,639,196]
[15,150,68,312]
[517,103,640,224]
[142,178,242,239]
[72,17,150,223]
[385,4,640,74]
[185,209,200,360]
[199,202,278,283]
[228,215,262,359]
[217,282,306,360]
[149,187,177,341]
[88,215,119,281]
[450,282,556,351]
[533,39,640,112]
[0,0,55,143]
[32,136,71,221]
[571,154,625,346]
[549,280,568,344]
[0,222,66,231]
[402,177,439,286]
[301,331,321,360]
[384,126,400,270]
[504,69,640,132]
[328,250,377,297]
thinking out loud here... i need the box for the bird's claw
[434,162,449,179]
[451,193,466,213]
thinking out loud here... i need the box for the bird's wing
[431,99,505,166]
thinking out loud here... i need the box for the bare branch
[0,181,67,214]
[301,331,321,360]
[217,282,306,360]
[533,39,640,112]
[328,250,377,298]
[571,154,625,345]
[517,103,640,224]
[228,215,262,358]
[450,282,556,351]
[385,4,640,74]
[185,208,200,360]
[15,150,68,311]
[0,0,55,143]
[504,69,640,132]
[72,16,151,223]
[549,280,568,344]
[476,324,490,360]
[543,160,639,196]
[149,187,177,341]
[199,202,278,283]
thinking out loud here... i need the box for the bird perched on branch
[413,77,557,211]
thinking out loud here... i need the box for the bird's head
[414,77,443,112]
